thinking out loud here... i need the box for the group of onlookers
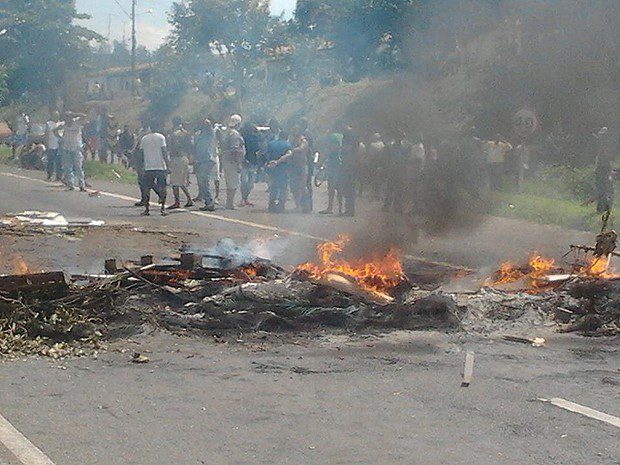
[6,109,475,218]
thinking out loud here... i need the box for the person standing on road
[265,131,293,213]
[12,113,29,158]
[45,111,63,181]
[193,118,217,211]
[239,122,261,207]
[139,126,169,216]
[319,132,344,215]
[219,114,246,210]
[167,119,194,210]
[117,125,136,168]
[288,134,311,213]
[55,112,86,192]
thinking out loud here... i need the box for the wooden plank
[461,351,475,387]
[540,398,620,429]
[0,271,70,293]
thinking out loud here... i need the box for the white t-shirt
[46,121,62,149]
[140,132,167,171]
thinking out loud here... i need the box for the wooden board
[0,271,70,298]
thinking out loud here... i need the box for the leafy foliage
[0,0,101,105]
[145,64,189,125]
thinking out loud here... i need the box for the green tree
[0,0,101,105]
[294,0,419,78]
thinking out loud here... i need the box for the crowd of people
[6,107,569,220]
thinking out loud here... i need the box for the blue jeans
[195,161,216,207]
[62,149,85,189]
[268,172,288,212]
[46,148,61,180]
[240,164,256,200]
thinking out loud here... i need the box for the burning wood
[485,253,620,292]
[295,235,407,302]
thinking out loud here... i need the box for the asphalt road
[0,165,594,269]
[0,166,618,465]
[0,332,619,465]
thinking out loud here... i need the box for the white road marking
[0,171,324,240]
[0,170,468,269]
[0,413,56,465]
[540,398,620,429]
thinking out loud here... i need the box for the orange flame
[487,252,619,290]
[296,235,406,296]
[489,253,556,285]
[13,258,29,275]
[583,256,619,279]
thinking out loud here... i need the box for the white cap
[228,114,242,128]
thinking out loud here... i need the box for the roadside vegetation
[83,160,136,184]
[491,166,617,231]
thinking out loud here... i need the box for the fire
[487,252,620,290]
[13,257,29,275]
[489,253,556,286]
[583,255,619,279]
[241,265,258,278]
[296,235,406,296]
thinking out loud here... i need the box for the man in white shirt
[55,112,86,191]
[139,127,169,216]
[12,113,29,157]
[45,111,63,181]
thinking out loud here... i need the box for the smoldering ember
[1,1,620,464]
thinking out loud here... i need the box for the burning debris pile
[1,234,619,358]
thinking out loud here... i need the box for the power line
[112,0,131,19]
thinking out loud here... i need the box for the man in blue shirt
[265,132,293,213]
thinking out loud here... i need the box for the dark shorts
[144,170,167,192]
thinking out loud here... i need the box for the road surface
[0,166,594,271]
[0,166,617,465]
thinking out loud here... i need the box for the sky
[76,0,297,50]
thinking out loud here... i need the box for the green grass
[486,165,620,231]
[0,145,16,164]
[84,160,136,183]
[489,191,610,231]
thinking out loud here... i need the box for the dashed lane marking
[0,413,56,465]
[0,170,470,270]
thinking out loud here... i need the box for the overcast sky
[76,0,297,50]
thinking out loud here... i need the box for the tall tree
[0,0,101,104]
[294,0,419,77]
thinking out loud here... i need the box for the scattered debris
[1,211,104,228]
[502,335,546,347]
[131,352,150,364]
[1,234,619,359]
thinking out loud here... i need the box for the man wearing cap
[219,114,246,209]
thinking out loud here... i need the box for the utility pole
[131,0,137,73]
